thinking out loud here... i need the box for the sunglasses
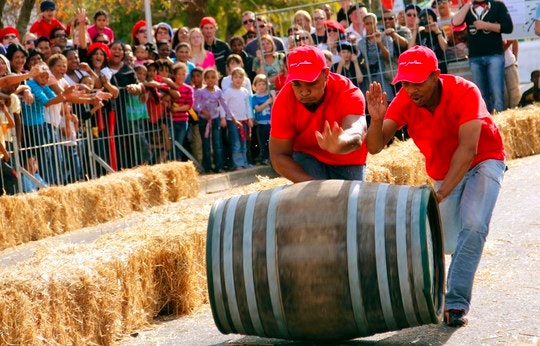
[3,34,17,40]
[383,17,395,21]
[327,28,338,33]
[96,40,110,44]
[407,13,417,17]
[54,34,67,38]
[294,36,310,42]
[26,39,36,45]
[138,29,147,34]
[243,19,254,25]
[258,25,266,28]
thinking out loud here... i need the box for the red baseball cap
[392,45,439,85]
[323,20,345,34]
[0,26,19,40]
[285,45,327,84]
[200,17,217,28]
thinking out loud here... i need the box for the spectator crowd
[0,0,538,194]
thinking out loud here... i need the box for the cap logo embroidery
[400,60,423,66]
[290,60,313,68]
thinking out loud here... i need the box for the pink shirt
[87,25,115,42]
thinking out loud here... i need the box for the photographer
[410,8,448,73]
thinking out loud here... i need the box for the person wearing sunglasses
[241,10,256,42]
[452,0,513,113]
[311,8,328,46]
[245,16,285,57]
[50,26,69,52]
[0,27,20,49]
[404,4,421,31]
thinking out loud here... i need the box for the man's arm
[269,137,314,183]
[365,82,399,154]
[435,119,481,202]
[315,115,367,155]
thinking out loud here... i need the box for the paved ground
[119,155,540,346]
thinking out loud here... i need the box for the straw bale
[367,140,430,186]
[0,205,207,345]
[493,104,540,159]
[0,162,199,252]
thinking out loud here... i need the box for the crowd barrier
[0,86,200,195]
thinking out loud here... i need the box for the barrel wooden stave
[207,180,444,341]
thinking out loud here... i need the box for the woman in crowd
[188,28,216,69]
[253,34,284,92]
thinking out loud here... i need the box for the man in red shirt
[270,45,368,183]
[366,45,506,327]
[29,1,68,40]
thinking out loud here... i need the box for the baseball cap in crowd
[0,27,20,41]
[40,0,56,11]
[324,20,345,34]
[392,45,438,85]
[336,40,357,54]
[285,45,327,84]
[200,17,217,28]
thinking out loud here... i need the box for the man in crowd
[452,0,513,113]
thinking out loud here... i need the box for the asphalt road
[119,154,540,346]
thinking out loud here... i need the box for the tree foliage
[2,0,336,42]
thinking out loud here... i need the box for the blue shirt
[22,79,56,126]
[251,93,271,125]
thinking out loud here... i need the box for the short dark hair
[347,3,367,16]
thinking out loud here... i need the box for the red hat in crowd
[132,20,147,41]
[452,22,467,32]
[0,26,20,40]
[87,42,111,60]
[285,45,328,84]
[200,17,217,28]
[392,45,438,85]
[323,20,345,34]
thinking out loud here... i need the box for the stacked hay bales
[0,162,198,251]
[0,107,538,344]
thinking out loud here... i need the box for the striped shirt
[171,83,194,122]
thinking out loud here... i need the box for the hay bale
[493,104,540,159]
[0,162,199,252]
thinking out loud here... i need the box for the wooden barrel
[206,180,444,341]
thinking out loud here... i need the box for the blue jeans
[469,54,505,113]
[292,151,366,181]
[227,120,248,168]
[198,118,224,172]
[434,159,506,313]
[171,120,189,161]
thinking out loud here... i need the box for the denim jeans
[227,120,249,168]
[469,54,505,113]
[292,151,366,181]
[198,118,224,172]
[171,120,189,161]
[434,159,506,313]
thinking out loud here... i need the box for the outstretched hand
[315,121,345,154]
[366,82,388,122]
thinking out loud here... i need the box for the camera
[419,16,429,27]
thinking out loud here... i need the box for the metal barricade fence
[0,86,200,195]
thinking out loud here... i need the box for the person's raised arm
[452,2,471,26]
[269,137,314,183]
[435,119,480,202]
[365,81,399,154]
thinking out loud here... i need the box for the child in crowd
[87,10,115,43]
[174,42,195,84]
[141,61,171,164]
[189,67,204,165]
[221,54,252,93]
[273,55,288,93]
[21,156,48,193]
[170,62,194,161]
[59,103,83,183]
[251,74,273,165]
[223,67,253,170]
[194,67,233,173]
[133,44,149,65]
[29,1,68,40]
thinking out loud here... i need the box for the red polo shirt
[386,74,505,180]
[30,19,68,40]
[271,72,368,166]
